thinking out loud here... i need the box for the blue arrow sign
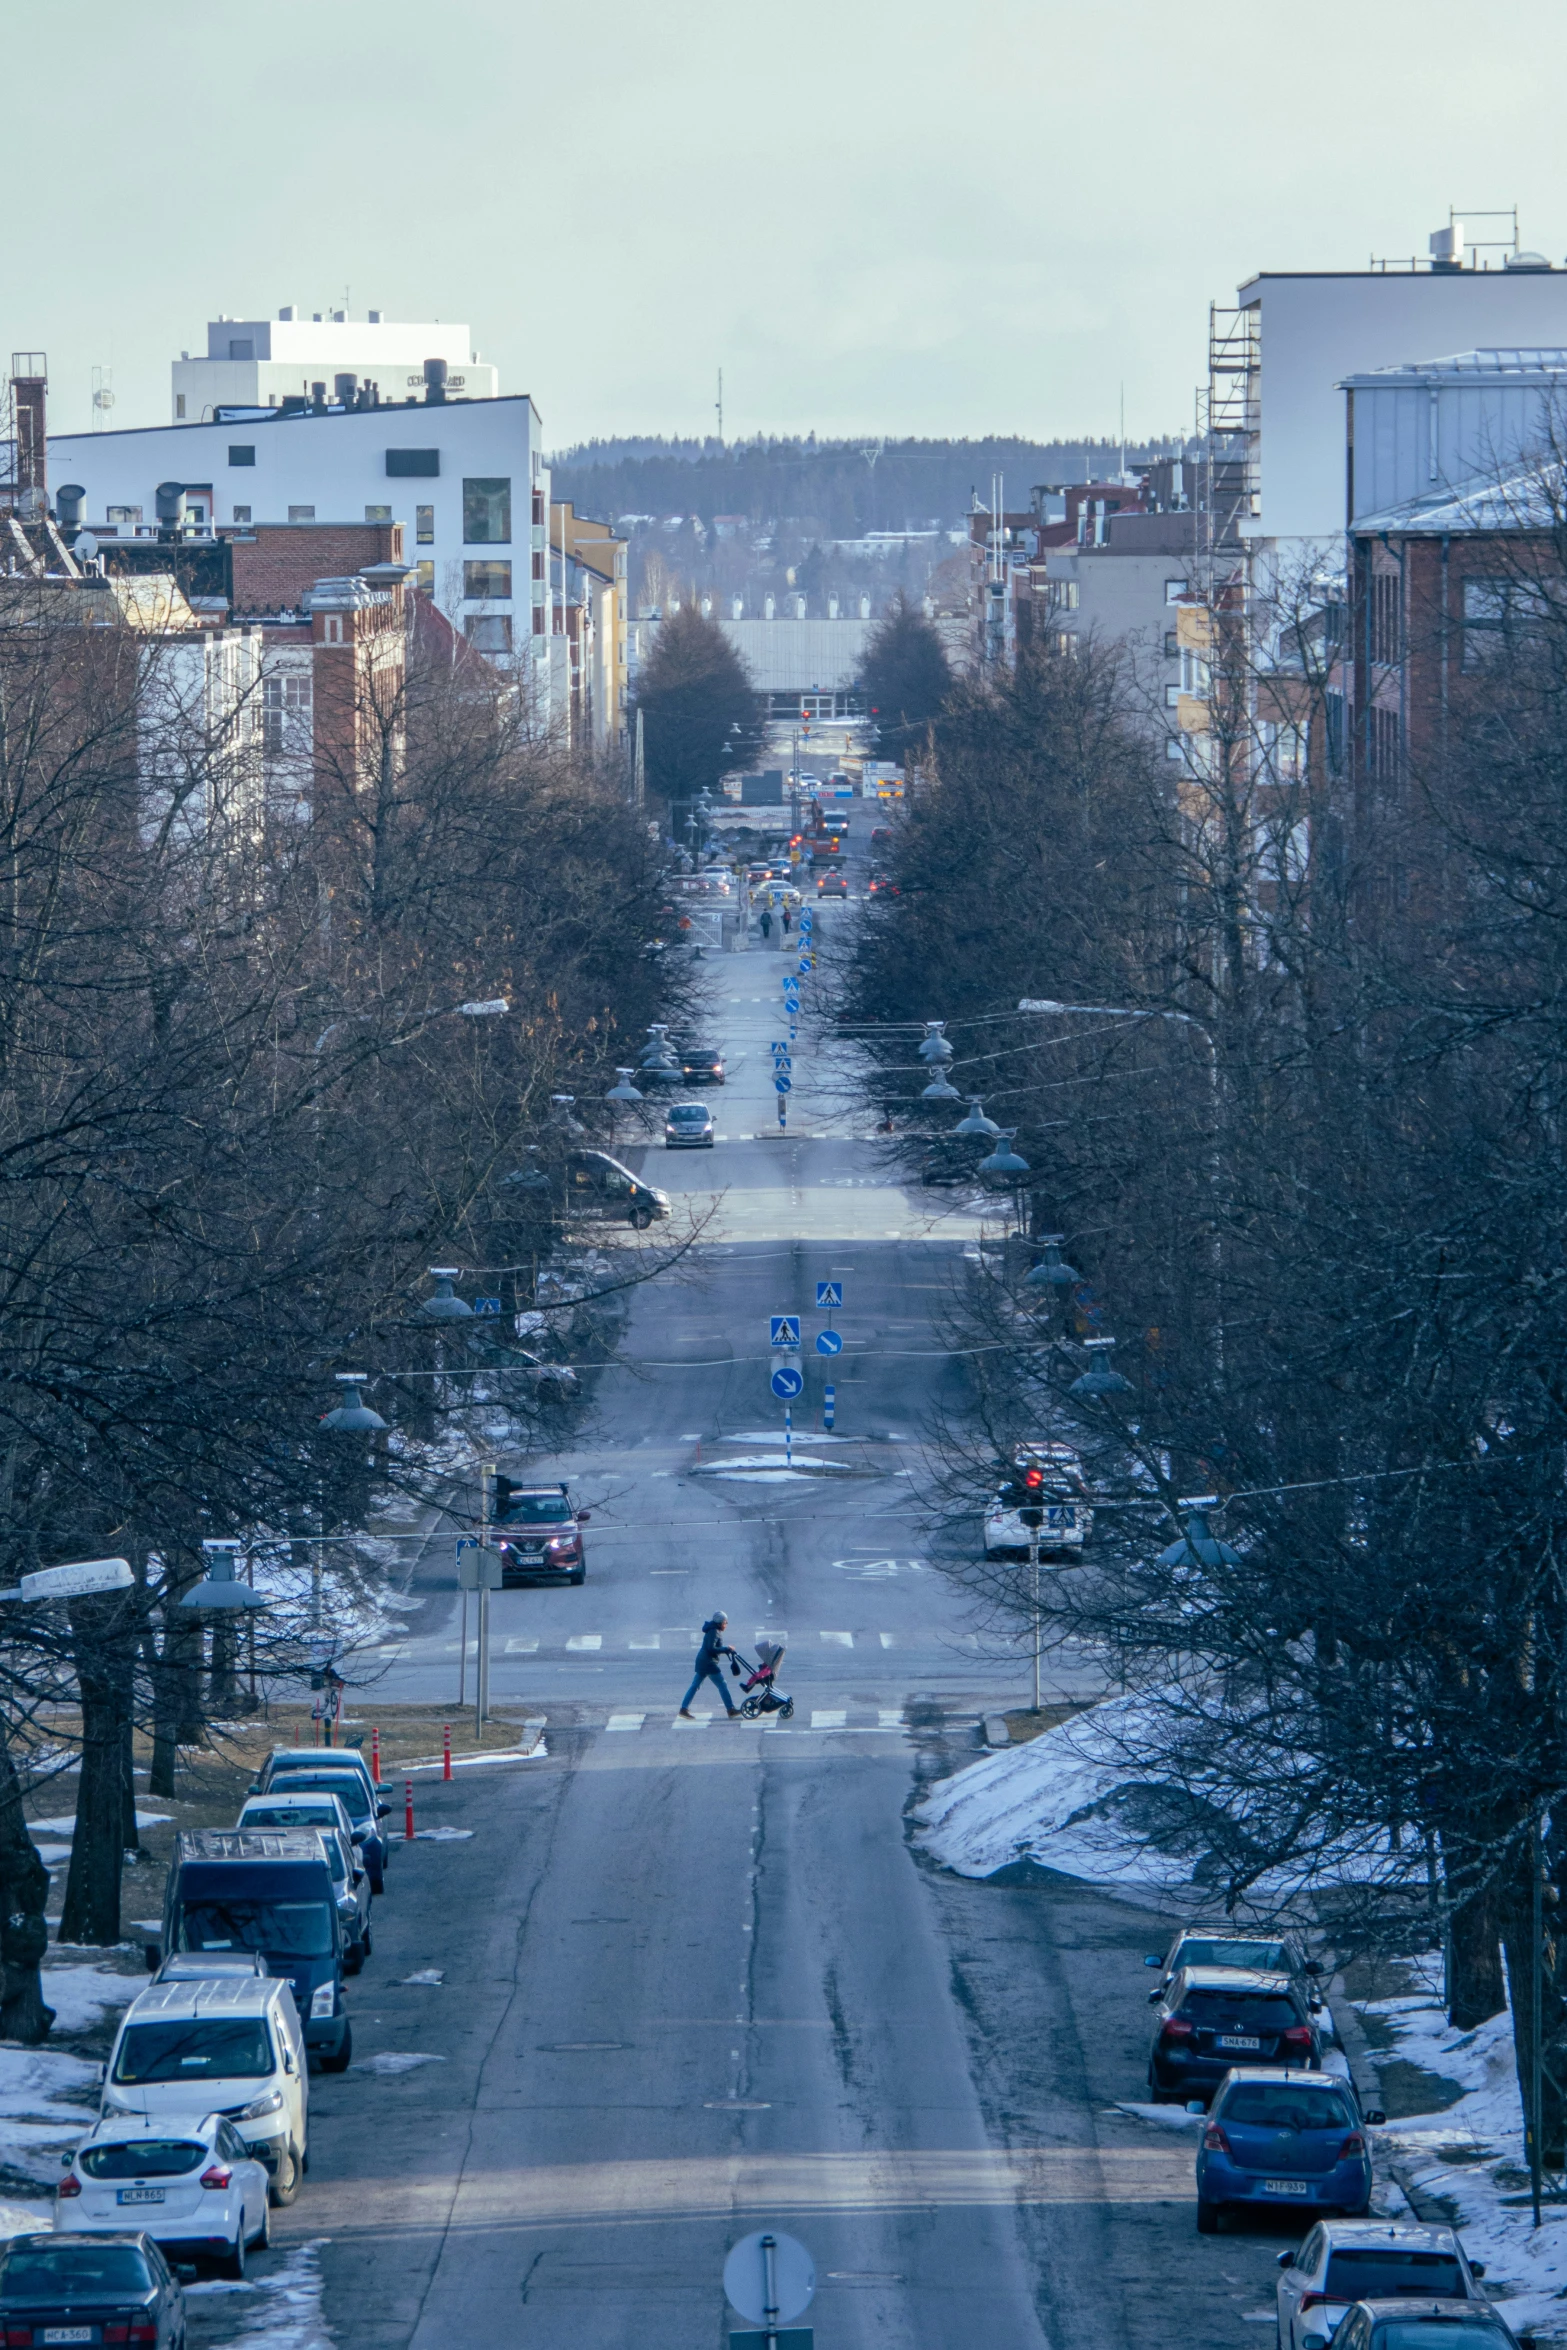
[816,1281,842,1308]
[771,1364,804,1400]
[775,1074,792,1093]
[815,1328,843,1356]
[769,1315,801,1349]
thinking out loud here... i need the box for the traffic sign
[474,1296,501,1316]
[815,1328,843,1356]
[769,1316,801,1348]
[725,2232,815,2328]
[775,1074,791,1093]
[770,1364,804,1400]
[815,1281,842,1308]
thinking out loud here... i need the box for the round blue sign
[770,1364,804,1399]
[815,1328,843,1356]
[774,1074,791,1092]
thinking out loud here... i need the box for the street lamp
[0,1557,134,1606]
[921,1072,961,1102]
[1026,1235,1078,1291]
[606,1068,643,1104]
[320,1372,389,1428]
[420,1270,473,1324]
[1157,1497,1241,1571]
[180,1540,266,1614]
[954,1098,1001,1139]
[917,1022,953,1063]
[979,1131,1029,1182]
[1068,1337,1132,1399]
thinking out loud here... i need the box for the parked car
[1146,1928,1324,2015]
[253,1769,390,1895]
[152,1829,352,2063]
[234,1796,371,1971]
[1194,2067,1382,2232]
[1277,2222,1485,2350]
[983,1442,1092,1557]
[0,2233,187,2350]
[1149,1965,1322,2102]
[57,2113,270,2279]
[102,1975,308,2205]
[1332,2301,1520,2350]
[254,1745,374,1811]
[680,1045,726,1084]
[492,1479,589,1586]
[564,1149,672,1229]
[665,1102,716,1149]
[154,1951,270,1986]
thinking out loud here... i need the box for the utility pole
[716,367,724,444]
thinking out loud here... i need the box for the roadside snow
[0,2046,104,2179]
[363,2052,443,2076]
[39,1965,140,2032]
[190,2238,332,2349]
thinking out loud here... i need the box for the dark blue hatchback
[1195,2069,1382,2233]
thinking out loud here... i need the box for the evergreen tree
[632,604,762,811]
[859,595,952,759]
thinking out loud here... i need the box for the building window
[107,505,141,530]
[1262,720,1308,781]
[465,614,513,653]
[386,448,440,477]
[532,489,545,527]
[175,395,186,418]
[364,504,392,523]
[1053,632,1078,658]
[1371,702,1402,780]
[1164,682,1182,707]
[262,672,312,754]
[1325,690,1345,774]
[1164,578,1188,604]
[228,445,255,468]
[1165,736,1186,762]
[1047,579,1079,611]
[463,477,512,543]
[231,506,252,526]
[1164,629,1179,658]
[464,560,512,600]
[1371,571,1401,666]
[1461,575,1548,669]
[416,505,435,545]
[532,549,545,581]
[415,560,435,593]
[289,505,315,523]
[228,337,254,361]
[1180,649,1211,697]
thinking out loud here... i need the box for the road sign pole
[824,1382,835,1430]
[784,1405,792,1469]
[458,1588,467,1707]
[764,2233,779,2350]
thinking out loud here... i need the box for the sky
[10,0,1567,449]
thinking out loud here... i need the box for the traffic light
[1019,1463,1046,1529]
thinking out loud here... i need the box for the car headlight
[239,2087,285,2120]
[310,1982,337,2019]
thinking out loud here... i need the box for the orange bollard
[404,1778,415,1842]
[442,1723,452,1781]
[370,1727,380,1786]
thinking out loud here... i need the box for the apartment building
[172,311,498,424]
[551,503,630,756]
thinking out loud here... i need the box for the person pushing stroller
[680,1612,742,1719]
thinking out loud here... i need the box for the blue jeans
[682,1661,738,1714]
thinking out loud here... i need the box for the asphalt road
[257,862,1294,2350]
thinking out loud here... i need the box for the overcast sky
[10,0,1567,449]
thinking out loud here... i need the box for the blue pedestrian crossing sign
[771,1363,804,1400]
[816,1328,843,1356]
[770,1315,801,1348]
[815,1282,842,1308]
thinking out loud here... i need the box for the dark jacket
[696,1617,731,1671]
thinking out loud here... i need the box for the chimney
[424,357,448,405]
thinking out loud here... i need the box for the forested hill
[549,435,1194,537]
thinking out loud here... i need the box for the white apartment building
[47,394,552,700]
[171,311,498,424]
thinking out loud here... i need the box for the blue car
[1194,2068,1384,2234]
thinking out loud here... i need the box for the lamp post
[1068,1337,1132,1399]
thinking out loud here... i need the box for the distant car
[866,876,900,898]
[871,825,894,845]
[1147,1926,1322,2004]
[1331,2300,1518,2350]
[0,2233,187,2348]
[233,1796,371,1972]
[565,1150,672,1229]
[983,1442,1092,1556]
[1277,2222,1485,2350]
[816,872,848,898]
[255,1766,390,1894]
[57,2113,270,2279]
[1150,1965,1322,2103]
[665,1102,716,1149]
[1195,2068,1380,2233]
[492,1480,589,1586]
[680,1046,726,1085]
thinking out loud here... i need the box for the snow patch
[362,2052,444,2076]
[39,1966,141,2032]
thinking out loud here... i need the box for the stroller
[731,1639,795,1721]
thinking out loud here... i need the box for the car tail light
[129,2326,158,2344]
[200,2163,233,2189]
[6,2327,33,2345]
[1298,2295,1328,2313]
[1202,2122,1230,2152]
[1337,2132,1365,2159]
[1160,2016,1193,2039]
[1282,2025,1314,2047]
[103,2328,129,2345]
[55,2171,81,2197]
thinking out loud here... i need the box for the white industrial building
[46,393,552,698]
[171,311,498,424]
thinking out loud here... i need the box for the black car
[680,1046,726,1085]
[1333,2300,1523,2350]
[1147,1926,1323,2006]
[493,1480,589,1585]
[1149,1964,1321,2101]
[564,1150,671,1228]
[0,2232,187,2350]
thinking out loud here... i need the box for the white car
[56,2111,271,2279]
[983,1441,1093,1557]
[1276,2221,1487,2350]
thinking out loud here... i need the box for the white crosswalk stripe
[565,1634,602,1651]
[605,1712,645,1733]
[819,1630,853,1647]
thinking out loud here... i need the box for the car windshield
[498,1494,571,1524]
[1372,2326,1502,2350]
[1327,2253,1465,2298]
[114,2017,275,2083]
[269,1776,370,1822]
[179,1896,333,1957]
[1221,2084,1351,2128]
[2,2242,152,2295]
[1176,1936,1289,1971]
[670,1108,708,1123]
[243,1803,337,1828]
[1180,1989,1301,2026]
[81,2139,206,2181]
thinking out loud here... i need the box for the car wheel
[569,1567,586,1585]
[361,1920,372,1958]
[631,1205,653,1230]
[319,2022,353,2075]
[269,2143,302,2208]
[1195,2199,1221,2235]
[221,2225,247,2282]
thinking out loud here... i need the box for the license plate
[1263,2178,1311,2196]
[1216,2035,1261,2050]
[44,2331,97,2343]
[117,2187,166,2204]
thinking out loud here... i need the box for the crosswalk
[379,1629,908,1658]
[599,1706,909,1736]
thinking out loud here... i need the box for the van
[563,1150,672,1230]
[150,1831,350,2070]
[101,1976,308,2206]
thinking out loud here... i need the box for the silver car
[665,1101,715,1149]
[1277,2222,1487,2350]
